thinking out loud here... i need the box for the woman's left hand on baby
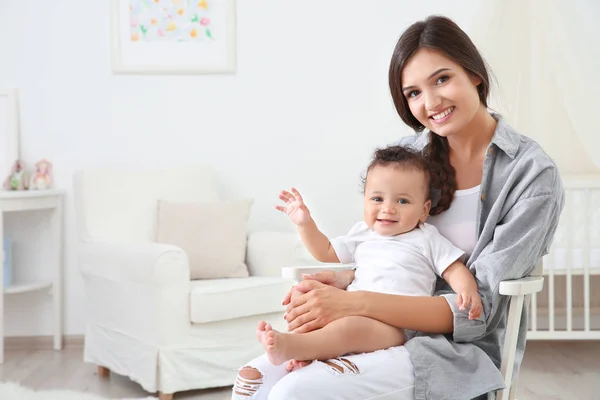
[457,291,483,320]
[283,280,354,333]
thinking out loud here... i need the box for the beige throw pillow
[157,199,253,279]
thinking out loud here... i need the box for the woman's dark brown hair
[388,15,491,215]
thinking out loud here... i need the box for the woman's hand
[301,269,354,290]
[275,188,312,226]
[280,270,353,306]
[282,280,356,333]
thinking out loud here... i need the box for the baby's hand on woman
[457,290,483,320]
[275,188,312,226]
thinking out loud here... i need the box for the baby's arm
[276,188,339,263]
[441,261,483,320]
[297,219,340,263]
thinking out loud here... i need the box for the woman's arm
[442,190,564,342]
[357,290,454,333]
[284,280,453,333]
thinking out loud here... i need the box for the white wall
[0,0,588,337]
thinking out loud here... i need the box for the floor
[0,342,599,399]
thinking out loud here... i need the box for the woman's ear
[469,73,482,87]
[421,199,432,222]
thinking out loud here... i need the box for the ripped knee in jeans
[322,357,360,375]
[233,366,264,398]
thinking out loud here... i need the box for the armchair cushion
[157,198,253,279]
[189,276,294,324]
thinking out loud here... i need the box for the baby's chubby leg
[257,315,405,366]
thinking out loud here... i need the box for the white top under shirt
[330,222,464,296]
[426,185,480,263]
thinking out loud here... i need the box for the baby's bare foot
[256,321,290,366]
[256,320,267,341]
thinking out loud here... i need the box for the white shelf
[0,190,63,363]
[0,189,64,200]
[4,281,52,295]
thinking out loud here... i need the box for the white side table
[0,189,63,363]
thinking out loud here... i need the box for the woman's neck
[447,107,497,163]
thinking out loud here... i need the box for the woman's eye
[407,90,420,98]
[436,75,449,85]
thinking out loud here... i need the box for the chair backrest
[531,259,543,276]
[73,165,219,242]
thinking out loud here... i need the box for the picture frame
[111,0,237,74]
[0,88,19,177]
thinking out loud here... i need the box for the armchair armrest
[80,240,189,285]
[499,276,544,296]
[79,240,191,344]
[281,265,355,281]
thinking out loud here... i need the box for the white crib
[528,174,600,340]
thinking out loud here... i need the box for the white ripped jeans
[231,346,415,400]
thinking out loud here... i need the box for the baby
[257,145,482,366]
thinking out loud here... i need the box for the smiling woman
[232,15,564,400]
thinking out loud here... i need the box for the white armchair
[74,166,311,400]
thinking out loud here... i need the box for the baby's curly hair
[361,145,431,200]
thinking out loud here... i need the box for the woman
[232,15,564,400]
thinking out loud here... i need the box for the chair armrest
[499,276,544,296]
[79,240,191,344]
[79,240,189,285]
[497,275,544,400]
[281,265,355,281]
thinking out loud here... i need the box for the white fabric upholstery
[74,166,302,395]
[189,277,292,324]
[74,166,219,242]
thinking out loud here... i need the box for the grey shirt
[398,114,565,400]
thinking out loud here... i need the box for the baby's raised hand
[275,188,311,226]
[457,290,483,320]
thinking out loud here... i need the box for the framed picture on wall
[111,0,237,74]
[0,89,19,177]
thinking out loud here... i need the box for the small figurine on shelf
[3,160,29,191]
[29,159,53,190]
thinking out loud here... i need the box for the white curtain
[469,0,600,172]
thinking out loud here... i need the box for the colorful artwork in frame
[111,0,236,74]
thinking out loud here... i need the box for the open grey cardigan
[399,115,565,399]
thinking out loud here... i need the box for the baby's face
[363,165,431,236]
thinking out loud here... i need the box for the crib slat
[584,188,591,331]
[531,292,537,332]
[566,191,573,332]
[566,273,572,331]
[548,250,555,332]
